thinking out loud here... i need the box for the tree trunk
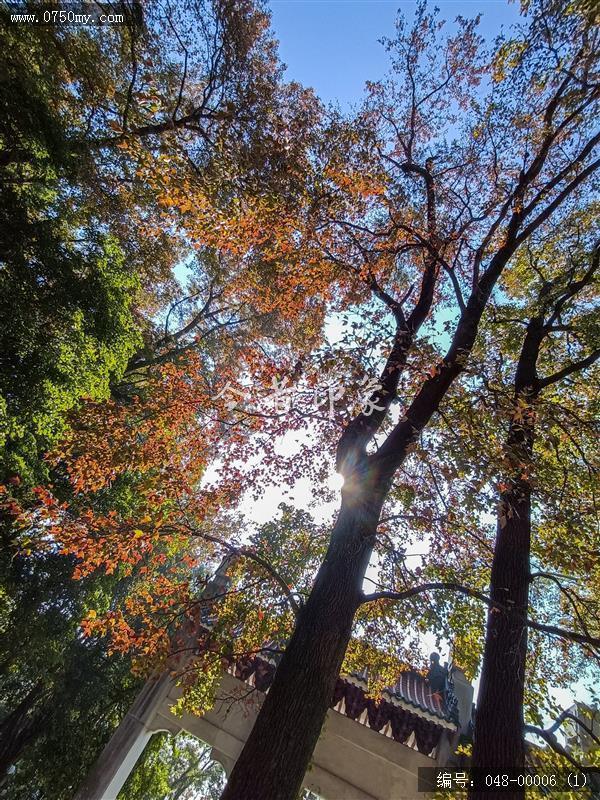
[220,486,384,800]
[470,484,531,800]
[470,334,540,800]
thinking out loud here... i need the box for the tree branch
[524,724,600,776]
[527,620,600,650]
[443,263,466,314]
[361,584,600,650]
[515,156,600,247]
[335,313,413,474]
[177,524,301,617]
[360,582,494,607]
[546,709,600,747]
[538,348,600,389]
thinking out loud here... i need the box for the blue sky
[269,0,522,108]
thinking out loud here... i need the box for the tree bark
[470,322,542,800]
[470,484,532,800]
[220,483,385,800]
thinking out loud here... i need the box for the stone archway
[74,656,473,800]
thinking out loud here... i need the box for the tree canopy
[0,0,599,798]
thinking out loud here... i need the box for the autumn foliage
[1,1,600,799]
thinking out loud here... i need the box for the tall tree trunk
[470,324,541,800]
[220,486,384,800]
[470,483,532,800]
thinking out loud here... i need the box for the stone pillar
[73,672,178,800]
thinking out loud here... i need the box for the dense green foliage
[0,548,139,799]
[0,16,142,485]
[0,18,147,791]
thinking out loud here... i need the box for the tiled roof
[348,667,456,723]
[228,653,458,758]
[389,670,449,720]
